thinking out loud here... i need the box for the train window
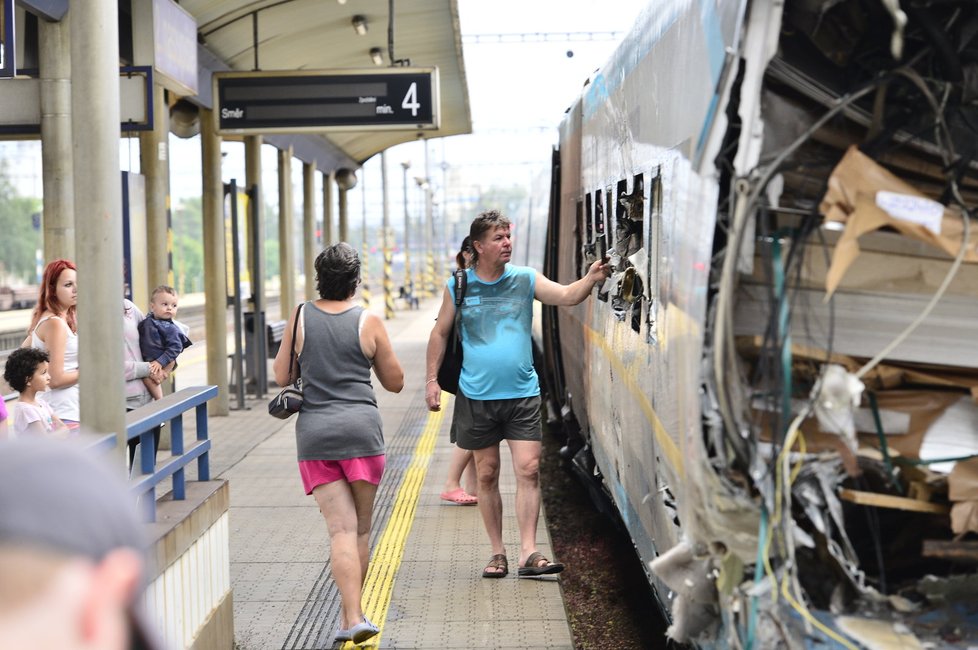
[605,186,615,250]
[646,170,662,344]
[595,189,608,302]
[613,179,627,251]
[575,200,584,280]
[617,175,644,258]
[584,193,593,247]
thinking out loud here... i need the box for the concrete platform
[173,297,573,649]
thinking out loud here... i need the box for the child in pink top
[2,348,68,438]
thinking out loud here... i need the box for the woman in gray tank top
[273,243,404,644]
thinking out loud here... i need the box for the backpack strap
[450,269,467,352]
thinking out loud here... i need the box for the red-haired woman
[26,259,79,427]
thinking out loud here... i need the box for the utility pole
[400,160,412,304]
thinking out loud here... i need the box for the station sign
[132,0,198,96]
[213,67,440,135]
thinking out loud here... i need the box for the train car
[0,286,38,311]
[542,0,978,647]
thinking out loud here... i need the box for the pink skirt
[298,455,386,494]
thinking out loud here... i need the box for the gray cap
[0,438,164,650]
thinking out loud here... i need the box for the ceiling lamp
[370,47,384,66]
[352,15,368,36]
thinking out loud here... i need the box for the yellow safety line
[584,328,685,479]
[344,401,445,648]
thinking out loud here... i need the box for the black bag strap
[450,269,466,352]
[288,303,304,385]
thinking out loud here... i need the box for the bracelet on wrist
[426,378,438,385]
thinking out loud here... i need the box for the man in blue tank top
[426,210,611,578]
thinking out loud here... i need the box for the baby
[2,347,68,438]
[137,285,192,400]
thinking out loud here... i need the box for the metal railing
[90,385,218,521]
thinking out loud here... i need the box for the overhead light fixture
[352,15,368,36]
[370,47,384,66]
[337,0,347,4]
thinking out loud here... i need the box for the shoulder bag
[436,269,467,395]
[268,304,304,419]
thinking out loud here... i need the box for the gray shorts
[452,393,542,450]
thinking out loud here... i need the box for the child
[2,347,68,438]
[137,285,192,400]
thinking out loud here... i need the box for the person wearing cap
[0,438,164,650]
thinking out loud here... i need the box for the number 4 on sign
[402,82,420,116]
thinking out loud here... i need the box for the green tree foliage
[0,163,42,284]
[169,196,284,293]
[171,198,204,294]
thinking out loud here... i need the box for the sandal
[517,551,564,576]
[482,553,508,578]
[440,488,478,505]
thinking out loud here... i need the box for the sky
[3,1,648,235]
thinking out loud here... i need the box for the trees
[0,163,42,284]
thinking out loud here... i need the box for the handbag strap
[288,304,304,384]
[450,269,466,352]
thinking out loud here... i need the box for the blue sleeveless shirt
[448,264,538,400]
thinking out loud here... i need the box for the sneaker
[350,615,379,644]
[334,627,351,642]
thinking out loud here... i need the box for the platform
[174,298,574,649]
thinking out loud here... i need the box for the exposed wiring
[714,77,884,462]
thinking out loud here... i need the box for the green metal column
[200,107,228,416]
[39,16,74,262]
[71,0,126,461]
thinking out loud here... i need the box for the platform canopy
[182,0,472,169]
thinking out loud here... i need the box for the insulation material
[950,501,978,535]
[917,397,978,473]
[753,391,961,459]
[818,146,978,298]
[836,617,924,650]
[948,458,978,535]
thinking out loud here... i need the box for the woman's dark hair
[3,347,49,393]
[455,236,472,270]
[315,242,361,300]
[468,210,511,266]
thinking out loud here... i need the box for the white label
[876,190,943,235]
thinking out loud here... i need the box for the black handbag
[268,304,304,419]
[436,270,466,395]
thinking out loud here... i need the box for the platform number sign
[0,0,14,78]
[402,82,420,116]
[214,68,440,135]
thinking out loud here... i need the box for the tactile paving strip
[281,391,431,650]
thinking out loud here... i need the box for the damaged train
[538,0,978,646]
